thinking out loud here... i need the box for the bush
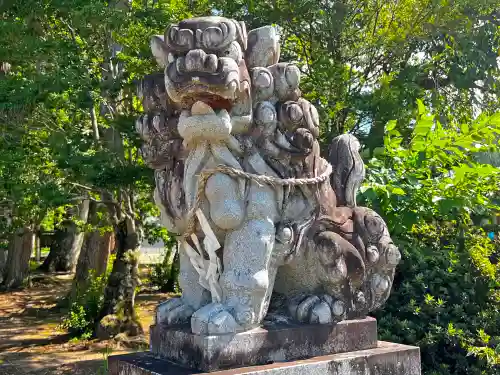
[150,244,180,293]
[360,103,500,374]
[62,257,114,338]
[141,213,179,293]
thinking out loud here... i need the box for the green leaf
[386,120,397,132]
[413,117,434,137]
[416,99,426,116]
[391,187,406,195]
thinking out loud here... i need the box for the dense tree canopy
[214,0,500,148]
[1,0,498,242]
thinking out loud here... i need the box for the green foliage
[213,0,500,150]
[97,346,111,375]
[62,259,114,338]
[360,102,500,374]
[0,0,211,241]
[63,304,95,340]
[150,244,180,293]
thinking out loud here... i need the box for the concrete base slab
[150,317,377,372]
[108,341,421,375]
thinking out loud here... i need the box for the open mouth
[165,55,244,109]
[179,90,234,111]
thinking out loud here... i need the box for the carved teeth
[176,56,185,73]
[240,81,250,99]
[218,109,230,122]
[191,101,215,115]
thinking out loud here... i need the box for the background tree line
[0,0,498,373]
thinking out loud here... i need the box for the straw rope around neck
[183,162,333,240]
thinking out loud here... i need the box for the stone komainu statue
[136,16,401,335]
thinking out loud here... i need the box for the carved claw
[289,294,346,324]
[191,303,245,335]
[156,298,195,325]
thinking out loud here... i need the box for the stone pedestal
[108,318,421,375]
[109,341,420,375]
[150,318,377,372]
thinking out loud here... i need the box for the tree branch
[90,101,100,142]
[68,181,98,192]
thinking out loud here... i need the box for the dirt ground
[0,271,170,375]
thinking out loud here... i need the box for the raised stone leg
[191,182,279,334]
[156,248,210,325]
[221,216,277,323]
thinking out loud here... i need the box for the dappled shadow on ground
[0,352,106,375]
[0,272,171,375]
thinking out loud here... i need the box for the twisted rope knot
[183,162,333,240]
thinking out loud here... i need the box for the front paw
[156,297,195,325]
[289,294,346,324]
[191,302,245,335]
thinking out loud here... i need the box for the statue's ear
[245,26,280,69]
[150,35,169,68]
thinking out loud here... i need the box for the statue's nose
[184,49,218,73]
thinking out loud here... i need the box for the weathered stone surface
[108,341,421,375]
[150,317,377,372]
[137,15,402,336]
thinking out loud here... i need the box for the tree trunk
[2,227,34,289]
[0,246,7,285]
[34,227,41,262]
[166,243,180,292]
[95,0,142,339]
[70,201,113,302]
[96,216,143,337]
[39,200,89,273]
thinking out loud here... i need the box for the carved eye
[221,41,242,61]
[202,26,224,49]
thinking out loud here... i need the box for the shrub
[150,243,180,293]
[141,213,179,293]
[360,103,500,374]
[62,257,114,338]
